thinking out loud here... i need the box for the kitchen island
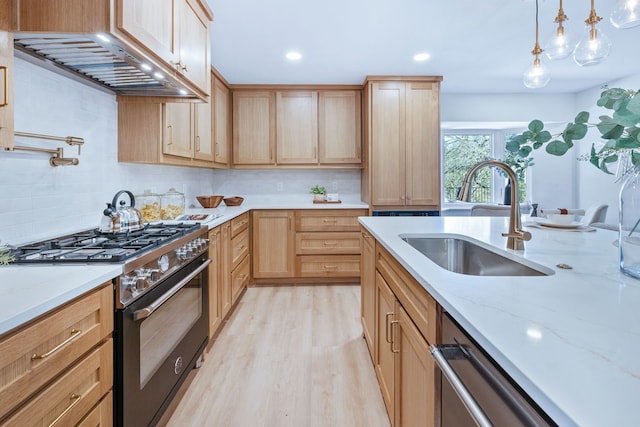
[359,216,640,427]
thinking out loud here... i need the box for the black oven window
[139,278,203,388]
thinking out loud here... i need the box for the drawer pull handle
[390,320,400,353]
[323,219,338,224]
[48,393,81,427]
[32,328,81,360]
[322,241,338,246]
[323,264,338,269]
[385,312,393,343]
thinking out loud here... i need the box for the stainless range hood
[14,33,195,98]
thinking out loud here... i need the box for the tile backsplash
[0,58,361,245]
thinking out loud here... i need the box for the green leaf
[536,130,552,143]
[599,160,614,174]
[546,140,570,156]
[574,111,589,124]
[564,123,588,140]
[533,141,543,149]
[597,116,625,140]
[522,130,534,140]
[528,120,544,132]
[604,154,618,163]
[589,145,599,168]
[632,151,640,165]
[614,137,640,149]
[613,107,640,127]
[518,146,532,157]
[627,94,640,115]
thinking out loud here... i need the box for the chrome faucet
[457,160,532,250]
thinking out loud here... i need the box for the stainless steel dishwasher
[431,313,556,427]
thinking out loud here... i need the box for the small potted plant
[310,185,327,202]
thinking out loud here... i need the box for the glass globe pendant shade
[523,57,551,88]
[573,26,611,66]
[544,26,577,60]
[610,0,640,28]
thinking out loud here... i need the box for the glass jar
[161,188,185,220]
[619,164,640,279]
[136,190,161,223]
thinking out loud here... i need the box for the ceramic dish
[532,217,584,229]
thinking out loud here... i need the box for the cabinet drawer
[296,232,361,255]
[295,209,366,232]
[77,390,112,427]
[230,227,249,270]
[376,246,437,345]
[3,339,113,427]
[231,254,250,303]
[0,284,113,419]
[296,255,360,278]
[231,212,249,237]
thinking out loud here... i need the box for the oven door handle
[133,258,211,321]
[431,344,494,427]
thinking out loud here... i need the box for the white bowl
[547,214,576,225]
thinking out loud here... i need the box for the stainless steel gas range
[11,223,211,426]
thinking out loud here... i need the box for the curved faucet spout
[457,160,532,250]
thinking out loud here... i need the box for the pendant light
[544,0,577,60]
[573,0,611,66]
[523,0,551,89]
[610,0,640,29]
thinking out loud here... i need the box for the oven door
[115,256,210,427]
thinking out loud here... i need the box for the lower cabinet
[0,284,113,425]
[361,227,376,357]
[252,210,295,278]
[367,243,438,427]
[230,212,250,304]
[208,226,223,337]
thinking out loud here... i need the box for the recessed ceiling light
[140,63,152,72]
[96,33,111,43]
[413,53,431,62]
[153,72,164,80]
[285,51,302,61]
[178,89,188,95]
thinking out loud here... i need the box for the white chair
[470,205,511,217]
[582,204,608,225]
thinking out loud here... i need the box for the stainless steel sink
[401,236,551,276]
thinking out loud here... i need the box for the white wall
[574,73,640,223]
[0,58,361,245]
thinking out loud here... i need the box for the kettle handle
[112,190,136,209]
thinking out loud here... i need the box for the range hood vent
[14,34,194,98]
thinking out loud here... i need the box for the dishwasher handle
[431,344,494,427]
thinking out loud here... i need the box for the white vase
[313,194,325,202]
[619,164,640,279]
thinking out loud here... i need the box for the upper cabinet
[118,0,211,96]
[0,18,13,148]
[232,87,362,168]
[319,90,362,164]
[276,91,318,164]
[362,77,442,211]
[232,91,276,165]
[212,73,231,167]
[14,0,212,100]
[117,69,226,169]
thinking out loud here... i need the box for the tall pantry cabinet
[362,77,442,213]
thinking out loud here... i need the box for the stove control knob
[135,276,147,291]
[149,269,160,281]
[184,246,194,258]
[175,248,187,260]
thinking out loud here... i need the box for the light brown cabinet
[0,284,113,425]
[213,73,231,167]
[163,102,213,161]
[319,90,361,164]
[252,210,295,278]
[0,25,13,149]
[233,91,276,165]
[230,212,250,304]
[208,226,222,338]
[361,227,376,359]
[219,221,232,319]
[119,0,211,96]
[232,88,362,168]
[367,242,438,427]
[276,91,318,164]
[294,209,365,279]
[363,77,442,211]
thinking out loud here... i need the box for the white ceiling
[206,0,640,94]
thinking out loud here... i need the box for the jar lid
[164,188,183,195]
[140,189,159,196]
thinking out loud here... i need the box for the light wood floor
[166,285,391,427]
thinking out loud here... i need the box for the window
[443,131,529,204]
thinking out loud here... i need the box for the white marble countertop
[0,264,122,336]
[359,216,640,427]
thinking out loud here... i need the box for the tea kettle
[100,190,144,233]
